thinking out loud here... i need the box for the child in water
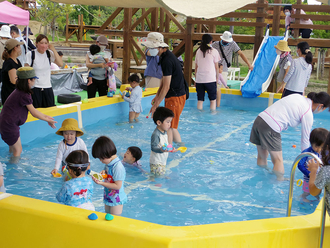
[122,146,145,173]
[308,132,330,216]
[150,107,176,176]
[91,136,127,215]
[51,118,88,178]
[56,150,94,210]
[297,128,328,202]
[122,74,143,123]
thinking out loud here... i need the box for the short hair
[65,150,89,177]
[153,107,174,125]
[16,78,32,94]
[92,136,117,159]
[36,34,49,44]
[307,92,330,110]
[128,74,140,83]
[89,44,100,55]
[283,6,292,13]
[10,26,19,35]
[310,128,329,147]
[127,146,142,162]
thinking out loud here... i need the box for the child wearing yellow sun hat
[51,118,89,179]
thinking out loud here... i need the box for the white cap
[141,32,168,48]
[220,31,233,43]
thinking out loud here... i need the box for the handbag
[219,41,231,68]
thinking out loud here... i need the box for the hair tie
[305,49,311,53]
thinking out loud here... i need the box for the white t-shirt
[26,50,55,88]
[54,137,88,170]
[259,94,313,151]
[195,48,220,83]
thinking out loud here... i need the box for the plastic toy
[162,143,173,152]
[105,213,114,221]
[177,147,187,153]
[88,213,98,220]
[82,99,88,104]
[52,172,62,178]
[119,90,130,97]
[107,88,115,97]
[296,179,303,187]
[292,145,297,148]
[62,166,72,180]
[86,169,104,181]
[146,112,151,119]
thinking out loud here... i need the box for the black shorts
[196,82,217,101]
[281,88,303,98]
[31,87,55,108]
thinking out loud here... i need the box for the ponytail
[199,34,213,58]
[307,91,330,109]
[297,41,313,64]
[2,49,11,61]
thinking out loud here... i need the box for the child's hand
[91,176,103,185]
[125,87,131,91]
[87,81,93,86]
[307,159,320,173]
[121,94,125,99]
[51,169,58,175]
[171,148,178,153]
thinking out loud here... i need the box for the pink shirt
[195,48,220,83]
[285,9,313,28]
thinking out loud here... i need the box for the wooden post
[209,18,216,33]
[164,13,170,45]
[294,0,302,39]
[159,8,164,32]
[253,0,265,59]
[151,8,158,31]
[184,17,194,86]
[79,14,84,43]
[66,13,69,43]
[122,8,132,85]
[272,0,281,36]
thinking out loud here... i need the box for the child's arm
[297,157,310,177]
[307,159,322,196]
[218,72,228,88]
[26,104,57,128]
[56,184,68,204]
[52,143,64,174]
[151,133,164,153]
[123,89,138,103]
[92,177,122,190]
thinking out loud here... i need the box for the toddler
[122,146,145,172]
[216,71,229,107]
[56,150,95,210]
[51,118,88,178]
[0,163,5,193]
[298,128,328,202]
[308,132,330,216]
[91,136,127,215]
[150,107,176,176]
[122,74,143,123]
[87,44,110,86]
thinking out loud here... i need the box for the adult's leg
[210,100,216,111]
[269,150,284,180]
[9,137,22,157]
[42,88,55,108]
[87,78,97,98]
[31,88,43,108]
[97,78,108,97]
[300,29,312,38]
[206,82,217,111]
[256,145,269,168]
[195,83,205,110]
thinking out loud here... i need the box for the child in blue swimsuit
[91,136,127,215]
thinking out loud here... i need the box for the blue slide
[241,34,284,98]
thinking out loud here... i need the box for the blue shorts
[196,82,217,101]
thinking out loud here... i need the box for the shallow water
[0,105,326,226]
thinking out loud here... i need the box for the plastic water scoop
[177,147,187,153]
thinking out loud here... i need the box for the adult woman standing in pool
[276,42,312,98]
[194,34,220,111]
[250,92,330,180]
[0,67,56,159]
[25,34,63,108]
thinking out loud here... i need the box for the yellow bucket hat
[274,40,291,52]
[56,118,84,137]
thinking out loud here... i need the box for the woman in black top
[1,39,23,105]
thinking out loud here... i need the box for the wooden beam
[162,8,185,32]
[159,8,164,32]
[184,17,194,86]
[291,24,330,31]
[122,8,132,85]
[221,12,268,18]
[239,3,268,10]
[131,37,146,62]
[131,8,154,30]
[66,13,69,42]
[186,19,267,27]
[97,7,123,33]
[288,38,330,48]
[291,14,330,22]
[271,0,281,36]
[172,41,185,57]
[130,43,140,65]
[117,8,139,30]
[151,8,158,31]
[164,13,170,45]
[292,4,330,12]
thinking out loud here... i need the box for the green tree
[36,0,73,41]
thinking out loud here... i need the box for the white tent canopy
[52,0,257,19]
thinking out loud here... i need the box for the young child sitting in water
[150,107,177,176]
[298,128,328,202]
[51,118,88,179]
[122,74,143,123]
[122,146,145,173]
[56,150,94,210]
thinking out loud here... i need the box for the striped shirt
[212,40,240,72]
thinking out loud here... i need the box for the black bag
[219,41,231,68]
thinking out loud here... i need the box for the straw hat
[0,25,12,39]
[17,67,39,80]
[220,31,233,43]
[56,118,84,137]
[274,40,291,52]
[141,32,168,48]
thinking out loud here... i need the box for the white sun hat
[220,31,233,43]
[141,32,169,48]
[0,25,12,39]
